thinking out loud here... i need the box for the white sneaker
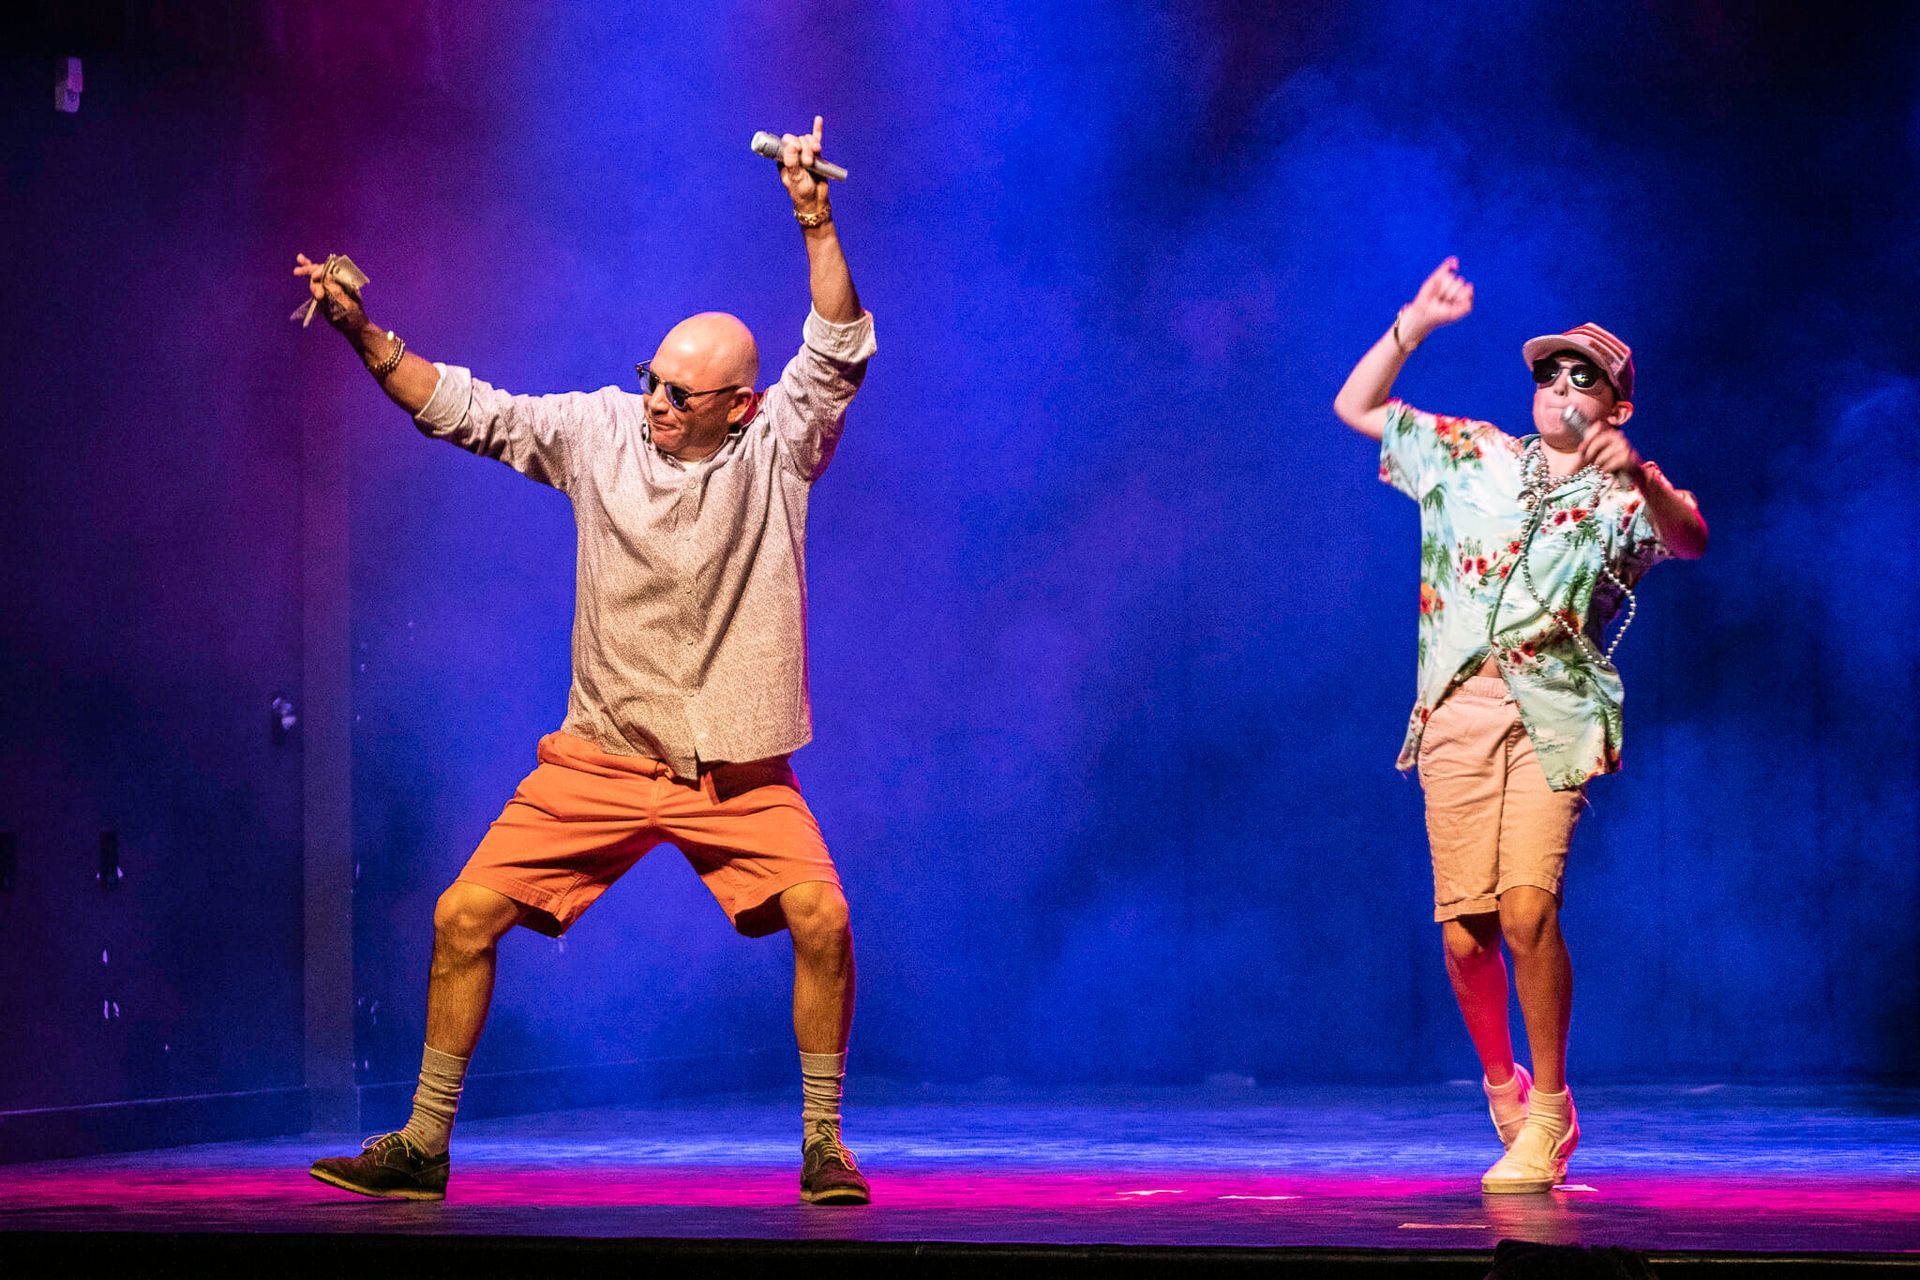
[1482,1064,1533,1148]
[1481,1100,1578,1194]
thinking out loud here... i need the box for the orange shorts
[456,731,840,938]
[1418,677,1585,922]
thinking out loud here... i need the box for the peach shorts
[1417,677,1585,922]
[456,731,840,939]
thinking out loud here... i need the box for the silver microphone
[750,131,848,183]
[1560,405,1634,487]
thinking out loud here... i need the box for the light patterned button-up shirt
[1379,399,1692,791]
[414,308,876,778]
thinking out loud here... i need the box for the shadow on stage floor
[2,1082,1916,1276]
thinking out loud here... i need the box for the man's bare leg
[397,882,525,1154]
[310,880,524,1197]
[1498,886,1572,1093]
[781,880,867,1203]
[783,880,854,1055]
[424,881,526,1056]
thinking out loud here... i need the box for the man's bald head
[655,311,760,390]
[641,311,762,463]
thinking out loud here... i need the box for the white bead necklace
[1497,439,1639,667]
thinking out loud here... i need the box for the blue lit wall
[333,1,1919,1089]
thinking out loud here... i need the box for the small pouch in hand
[290,254,370,327]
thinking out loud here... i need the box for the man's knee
[782,881,850,950]
[1497,888,1560,956]
[433,881,522,955]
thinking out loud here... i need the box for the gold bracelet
[795,207,832,229]
[370,330,406,379]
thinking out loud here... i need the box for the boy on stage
[1333,258,1707,1192]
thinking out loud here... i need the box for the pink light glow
[3,1165,1917,1217]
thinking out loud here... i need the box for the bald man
[300,119,875,1205]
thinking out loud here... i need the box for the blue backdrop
[323,0,1920,1091]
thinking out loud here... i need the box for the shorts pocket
[1416,701,1455,781]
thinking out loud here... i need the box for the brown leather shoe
[800,1129,870,1205]
[310,1132,450,1200]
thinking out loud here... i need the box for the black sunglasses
[1530,357,1609,394]
[635,361,742,411]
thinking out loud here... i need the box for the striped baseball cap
[1522,322,1635,401]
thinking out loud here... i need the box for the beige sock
[397,1045,469,1157]
[1527,1086,1574,1134]
[800,1050,846,1144]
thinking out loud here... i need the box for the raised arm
[757,116,877,481]
[777,116,861,324]
[293,253,440,414]
[1333,257,1475,441]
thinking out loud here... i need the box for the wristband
[1392,308,1422,354]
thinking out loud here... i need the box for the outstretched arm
[777,117,861,324]
[295,252,593,491]
[1333,257,1474,441]
[293,253,440,414]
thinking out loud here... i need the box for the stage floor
[3,1082,1917,1262]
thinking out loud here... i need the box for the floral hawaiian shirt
[1379,399,1692,791]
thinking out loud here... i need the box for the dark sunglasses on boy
[1530,357,1610,394]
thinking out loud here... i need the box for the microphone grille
[749,131,781,160]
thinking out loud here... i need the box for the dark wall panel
[0,49,306,1111]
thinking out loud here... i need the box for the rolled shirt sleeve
[763,308,877,481]
[413,362,620,494]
